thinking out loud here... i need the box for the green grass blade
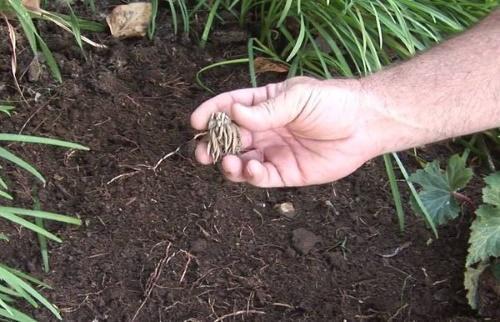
[0,211,62,243]
[247,38,257,88]
[0,297,13,316]
[34,32,62,83]
[0,147,45,184]
[0,134,89,150]
[148,0,159,39]
[0,266,60,319]
[277,0,293,27]
[200,0,221,48]
[0,306,36,322]
[0,293,15,303]
[0,176,8,190]
[7,0,37,53]
[33,196,49,273]
[0,190,13,200]
[35,217,49,272]
[306,30,332,79]
[67,4,83,50]
[166,0,178,35]
[178,0,190,34]
[383,154,405,231]
[196,58,249,93]
[286,15,306,62]
[392,152,438,237]
[0,285,21,298]
[0,265,51,289]
[48,13,104,32]
[84,0,96,14]
[0,207,81,225]
[0,106,14,116]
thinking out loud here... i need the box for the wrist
[357,74,434,156]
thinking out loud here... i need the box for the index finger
[190,84,280,130]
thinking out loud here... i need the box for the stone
[274,202,296,218]
[292,228,321,255]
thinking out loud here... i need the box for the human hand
[190,76,387,187]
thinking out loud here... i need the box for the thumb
[231,94,298,131]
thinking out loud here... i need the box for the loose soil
[0,3,498,321]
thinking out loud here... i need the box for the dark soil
[0,3,497,322]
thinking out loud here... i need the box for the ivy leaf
[466,172,500,267]
[409,154,473,226]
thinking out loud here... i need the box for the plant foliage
[0,106,86,320]
[409,154,473,226]
[464,172,500,309]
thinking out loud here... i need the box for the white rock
[274,202,296,218]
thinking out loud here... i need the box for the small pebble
[292,228,321,255]
[274,202,296,218]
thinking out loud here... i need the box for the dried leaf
[106,2,152,39]
[464,261,488,309]
[254,57,288,74]
[22,0,40,11]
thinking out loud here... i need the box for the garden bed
[0,5,493,321]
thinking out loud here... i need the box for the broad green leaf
[483,172,500,207]
[411,188,461,225]
[466,172,500,267]
[0,233,8,241]
[492,261,500,281]
[409,154,473,226]
[446,154,474,191]
[464,261,488,309]
[466,205,500,266]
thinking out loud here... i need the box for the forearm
[362,9,500,154]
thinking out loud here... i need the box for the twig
[132,243,176,321]
[377,242,412,258]
[213,310,265,322]
[179,251,194,283]
[153,147,181,171]
[107,170,141,185]
[453,191,475,209]
[2,13,29,107]
[388,303,409,321]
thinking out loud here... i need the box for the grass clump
[0,106,88,321]
[0,0,105,82]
